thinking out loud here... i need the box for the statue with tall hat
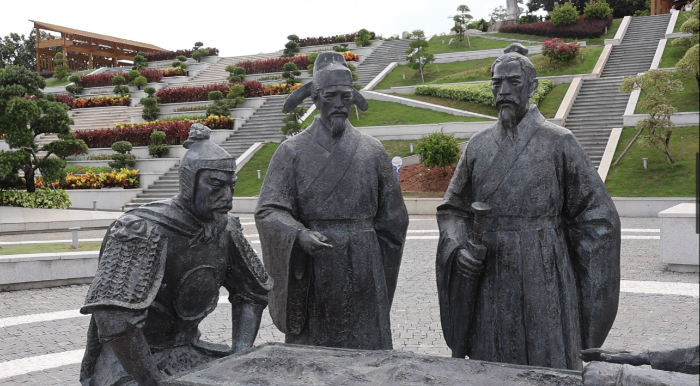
[79,124,272,386]
[255,51,409,350]
[435,43,621,370]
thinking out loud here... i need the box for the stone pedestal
[659,203,699,272]
[164,343,582,386]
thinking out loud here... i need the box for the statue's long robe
[256,117,408,350]
[436,106,621,370]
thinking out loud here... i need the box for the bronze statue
[582,345,699,375]
[255,51,409,350]
[436,44,621,370]
[79,124,272,386]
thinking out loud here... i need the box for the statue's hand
[298,230,333,256]
[580,348,649,366]
[455,241,487,279]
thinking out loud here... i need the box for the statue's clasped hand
[456,241,487,279]
[299,230,333,257]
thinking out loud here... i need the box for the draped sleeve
[560,132,621,350]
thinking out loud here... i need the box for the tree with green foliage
[281,106,308,136]
[132,76,147,90]
[615,70,684,165]
[282,62,301,85]
[468,18,491,32]
[355,29,372,47]
[332,35,349,53]
[489,5,508,22]
[452,5,474,47]
[52,52,70,81]
[132,51,148,70]
[416,131,461,176]
[0,31,39,70]
[112,75,130,97]
[551,2,579,26]
[205,84,245,117]
[282,35,300,57]
[0,66,87,192]
[225,65,246,82]
[66,74,83,95]
[673,0,699,87]
[405,39,435,83]
[141,87,160,121]
[191,42,210,62]
[172,55,189,71]
[108,141,136,169]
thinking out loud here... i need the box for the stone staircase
[566,14,671,167]
[601,14,671,78]
[124,95,312,208]
[565,78,629,167]
[169,53,281,89]
[355,40,413,87]
[69,106,143,131]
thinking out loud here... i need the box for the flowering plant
[161,68,188,77]
[264,83,303,95]
[74,95,131,109]
[542,38,581,63]
[342,51,359,62]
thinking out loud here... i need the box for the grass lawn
[44,69,94,87]
[234,143,280,197]
[388,82,570,119]
[304,100,493,127]
[483,19,621,46]
[635,72,700,113]
[390,93,499,117]
[538,82,571,118]
[426,36,512,55]
[375,47,602,89]
[674,11,692,33]
[381,140,418,158]
[659,38,688,68]
[0,242,102,255]
[605,126,697,197]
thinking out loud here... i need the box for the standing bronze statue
[255,51,409,350]
[436,44,621,370]
[79,124,272,386]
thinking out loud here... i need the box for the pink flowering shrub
[541,38,580,63]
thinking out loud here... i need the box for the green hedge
[415,79,555,107]
[0,189,71,209]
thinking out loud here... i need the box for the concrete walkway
[0,207,121,234]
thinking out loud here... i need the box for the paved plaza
[0,215,698,385]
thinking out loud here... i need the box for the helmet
[179,123,235,203]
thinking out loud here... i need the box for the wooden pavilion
[31,20,167,72]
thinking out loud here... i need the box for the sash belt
[305,217,374,232]
[482,216,561,232]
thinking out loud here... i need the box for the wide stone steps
[601,14,671,78]
[356,40,413,86]
[69,106,142,131]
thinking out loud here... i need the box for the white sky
[2,0,505,57]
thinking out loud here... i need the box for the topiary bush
[282,35,300,57]
[551,2,579,26]
[53,52,70,81]
[282,62,301,85]
[148,130,169,158]
[132,76,148,90]
[112,75,130,97]
[109,141,137,169]
[191,42,210,62]
[584,1,613,20]
[415,79,555,107]
[225,65,246,82]
[132,52,148,70]
[66,74,83,95]
[355,29,372,47]
[141,86,160,121]
[416,131,461,176]
[281,106,308,136]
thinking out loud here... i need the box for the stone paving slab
[0,216,697,385]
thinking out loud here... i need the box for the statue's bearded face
[192,169,234,222]
[491,61,536,131]
[315,85,353,136]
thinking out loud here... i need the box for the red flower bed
[161,68,188,77]
[237,56,311,75]
[74,96,131,109]
[144,47,220,62]
[499,16,611,39]
[75,116,234,148]
[155,81,265,104]
[76,69,163,88]
[297,31,376,47]
[54,94,75,109]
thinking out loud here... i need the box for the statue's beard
[329,112,347,136]
[497,103,519,133]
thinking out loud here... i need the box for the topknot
[504,43,529,56]
[183,123,211,149]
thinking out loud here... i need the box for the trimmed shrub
[499,16,611,39]
[297,31,376,47]
[141,86,160,121]
[415,79,555,107]
[542,38,581,62]
[237,55,311,75]
[144,47,219,62]
[225,65,246,82]
[551,2,579,26]
[264,83,302,95]
[132,52,148,70]
[148,130,169,158]
[584,1,613,20]
[75,69,163,88]
[0,188,71,209]
[111,141,133,154]
[53,52,70,81]
[39,70,54,78]
[355,28,372,47]
[517,14,541,24]
[109,141,136,169]
[54,94,75,109]
[282,62,301,85]
[112,75,130,97]
[416,131,461,175]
